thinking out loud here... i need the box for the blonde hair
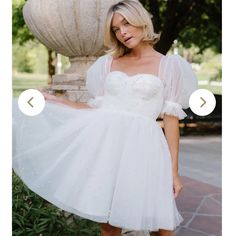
[104,0,161,58]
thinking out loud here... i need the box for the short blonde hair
[104,0,160,58]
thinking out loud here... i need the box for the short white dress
[13,54,197,231]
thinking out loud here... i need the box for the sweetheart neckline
[107,54,165,81]
[107,70,161,80]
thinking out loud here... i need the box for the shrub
[13,172,100,236]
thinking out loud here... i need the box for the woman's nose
[120,27,127,36]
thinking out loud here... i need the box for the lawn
[13,73,48,97]
[198,84,222,95]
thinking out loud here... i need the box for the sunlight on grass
[13,73,48,97]
[198,84,222,95]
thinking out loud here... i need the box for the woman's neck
[126,43,157,59]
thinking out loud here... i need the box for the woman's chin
[124,42,137,49]
[124,39,144,49]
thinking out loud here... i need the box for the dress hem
[15,170,183,232]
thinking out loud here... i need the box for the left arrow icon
[18,89,45,116]
[27,97,34,108]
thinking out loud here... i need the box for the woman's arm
[163,114,183,198]
[42,92,93,109]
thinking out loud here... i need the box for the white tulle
[86,55,110,98]
[87,96,104,108]
[13,53,197,231]
[159,54,198,118]
[160,101,187,120]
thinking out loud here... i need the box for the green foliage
[13,173,101,235]
[12,0,34,45]
[175,0,221,53]
[13,36,69,75]
[214,68,222,81]
[140,0,221,53]
[13,43,35,73]
[200,49,222,81]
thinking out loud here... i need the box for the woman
[13,0,197,235]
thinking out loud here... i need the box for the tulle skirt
[12,100,183,231]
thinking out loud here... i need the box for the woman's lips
[124,37,133,43]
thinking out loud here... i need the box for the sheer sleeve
[160,55,198,120]
[86,54,111,107]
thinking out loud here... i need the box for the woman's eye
[113,28,119,33]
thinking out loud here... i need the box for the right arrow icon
[200,97,206,107]
[189,89,216,116]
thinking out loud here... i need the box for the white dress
[13,54,197,231]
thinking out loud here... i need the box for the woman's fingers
[40,92,57,102]
[174,185,183,198]
[173,175,183,198]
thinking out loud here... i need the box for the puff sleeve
[86,54,111,107]
[160,55,198,120]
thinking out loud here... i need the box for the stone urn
[23,0,119,101]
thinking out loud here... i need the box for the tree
[12,0,55,83]
[12,0,34,45]
[140,0,221,54]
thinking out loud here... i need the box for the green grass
[198,84,222,95]
[13,73,48,97]
[192,71,222,95]
[195,71,212,81]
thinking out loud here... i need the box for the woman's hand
[173,174,183,198]
[41,92,62,103]
[40,91,93,109]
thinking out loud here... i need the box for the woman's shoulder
[160,54,194,77]
[88,54,112,72]
[163,54,190,66]
[93,54,112,63]
[160,53,197,84]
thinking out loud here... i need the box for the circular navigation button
[189,89,216,116]
[18,89,45,116]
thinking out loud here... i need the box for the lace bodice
[99,71,164,119]
[86,54,198,120]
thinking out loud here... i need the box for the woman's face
[111,12,143,49]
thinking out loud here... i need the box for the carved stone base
[45,56,97,102]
